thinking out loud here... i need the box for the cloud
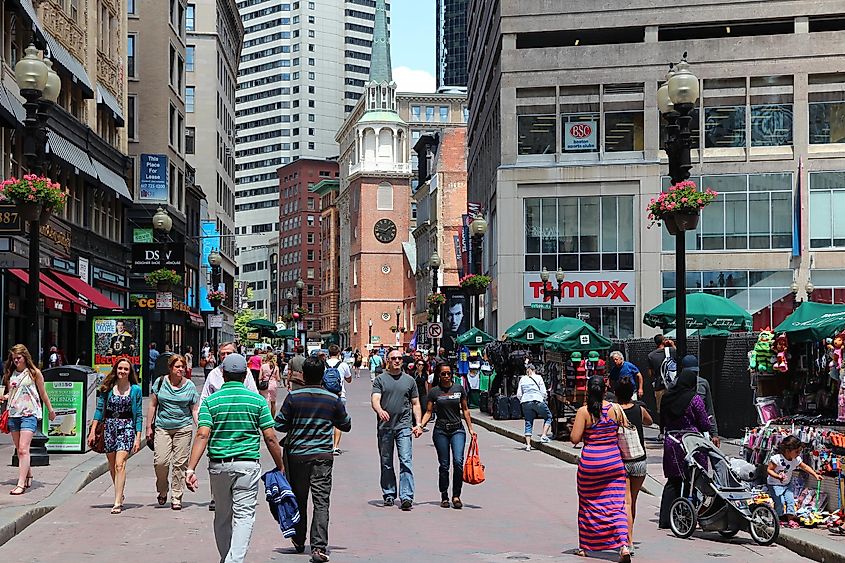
[393,66,436,93]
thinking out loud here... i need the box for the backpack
[322,360,343,395]
[660,347,678,389]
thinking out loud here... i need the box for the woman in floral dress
[87,358,143,514]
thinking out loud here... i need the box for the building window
[704,106,746,148]
[604,112,644,152]
[439,106,448,122]
[307,249,315,261]
[411,105,421,121]
[425,106,434,122]
[186,4,195,30]
[186,127,195,154]
[127,95,138,140]
[186,45,195,72]
[810,171,845,248]
[377,182,393,210]
[750,104,793,147]
[463,106,469,122]
[518,114,555,155]
[524,195,634,272]
[128,0,136,14]
[561,113,600,154]
[809,99,845,144]
[185,86,195,112]
[661,174,792,251]
[127,34,136,77]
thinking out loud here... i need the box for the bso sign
[564,121,597,151]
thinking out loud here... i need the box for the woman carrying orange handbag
[419,362,474,509]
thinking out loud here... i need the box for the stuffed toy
[828,333,844,382]
[749,328,775,373]
[772,333,789,373]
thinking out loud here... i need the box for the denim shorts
[8,415,38,433]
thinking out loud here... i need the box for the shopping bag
[462,433,485,485]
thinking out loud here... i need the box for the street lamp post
[469,216,488,330]
[368,318,373,349]
[208,250,222,352]
[395,306,401,348]
[658,55,699,358]
[430,251,441,295]
[296,278,305,348]
[16,45,60,365]
[540,267,566,315]
[152,207,173,362]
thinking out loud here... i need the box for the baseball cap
[587,351,600,361]
[221,353,247,374]
[571,352,582,361]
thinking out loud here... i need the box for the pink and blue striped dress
[577,403,629,552]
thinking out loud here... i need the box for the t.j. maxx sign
[130,243,185,274]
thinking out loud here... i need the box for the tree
[233,288,267,343]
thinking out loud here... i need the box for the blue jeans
[521,400,552,435]
[768,483,796,517]
[8,415,39,433]
[377,427,414,501]
[432,427,466,499]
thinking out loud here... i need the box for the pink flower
[27,194,34,200]
[681,197,688,203]
[697,199,703,204]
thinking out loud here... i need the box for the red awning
[9,269,72,313]
[188,312,205,328]
[51,271,121,310]
[39,272,88,315]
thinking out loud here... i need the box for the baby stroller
[668,432,779,545]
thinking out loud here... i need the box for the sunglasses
[389,357,403,361]
[439,371,453,376]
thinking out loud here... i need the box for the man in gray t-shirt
[371,350,422,510]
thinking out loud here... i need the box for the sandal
[451,497,463,509]
[9,486,25,495]
[157,494,167,506]
[171,502,182,511]
[291,540,305,554]
[619,546,632,563]
[440,499,450,508]
[110,505,122,514]
[25,475,32,489]
[574,549,586,557]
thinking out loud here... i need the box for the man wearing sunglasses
[371,349,422,511]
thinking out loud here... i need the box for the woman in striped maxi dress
[570,375,631,562]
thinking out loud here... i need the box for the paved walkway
[4,376,812,562]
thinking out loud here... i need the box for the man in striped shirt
[275,356,351,563]
[186,353,283,563]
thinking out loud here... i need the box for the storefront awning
[39,272,89,314]
[9,269,71,313]
[41,33,94,98]
[0,84,25,127]
[188,312,205,328]
[50,271,121,310]
[91,158,132,201]
[47,131,98,178]
[96,84,124,126]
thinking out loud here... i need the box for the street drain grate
[706,554,730,558]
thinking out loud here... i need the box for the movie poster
[441,290,469,353]
[92,316,144,385]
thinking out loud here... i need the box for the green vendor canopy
[544,315,590,334]
[456,327,495,347]
[543,323,612,353]
[503,318,552,345]
[274,329,296,338]
[643,293,752,331]
[774,302,845,343]
[247,318,276,330]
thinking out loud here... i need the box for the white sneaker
[539,435,551,443]
[524,445,532,451]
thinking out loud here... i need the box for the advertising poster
[441,290,469,353]
[200,220,221,312]
[139,154,169,201]
[42,381,84,452]
[564,121,598,151]
[92,316,144,385]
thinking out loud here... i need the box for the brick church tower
[336,0,415,351]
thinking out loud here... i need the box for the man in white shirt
[327,345,353,455]
[199,341,259,512]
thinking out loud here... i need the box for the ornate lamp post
[658,55,699,358]
[16,45,60,365]
[395,306,401,347]
[368,318,373,348]
[429,250,441,295]
[296,278,305,347]
[285,289,295,346]
[469,216,488,329]
[540,267,566,315]
[208,250,222,351]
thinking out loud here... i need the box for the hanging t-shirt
[457,346,470,375]
[767,453,803,486]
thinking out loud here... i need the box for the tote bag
[462,433,486,485]
[614,404,645,462]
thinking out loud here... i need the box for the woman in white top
[516,363,553,450]
[1,344,56,495]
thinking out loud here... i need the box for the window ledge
[749,146,793,161]
[808,144,845,158]
[702,147,746,162]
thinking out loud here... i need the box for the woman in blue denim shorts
[2,344,56,495]
[517,364,552,450]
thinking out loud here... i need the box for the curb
[0,438,147,547]
[470,412,844,563]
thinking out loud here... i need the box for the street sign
[0,205,22,234]
[155,292,173,310]
[577,312,591,320]
[131,243,186,273]
[426,322,443,339]
[208,314,223,329]
[371,335,381,344]
[530,302,552,310]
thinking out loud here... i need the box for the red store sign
[523,272,636,307]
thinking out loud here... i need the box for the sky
[390,0,436,93]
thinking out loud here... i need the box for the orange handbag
[462,433,485,485]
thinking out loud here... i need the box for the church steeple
[363,0,397,113]
[369,0,392,85]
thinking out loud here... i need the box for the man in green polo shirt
[186,353,284,563]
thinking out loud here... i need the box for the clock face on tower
[373,218,397,243]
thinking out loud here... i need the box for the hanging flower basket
[646,180,717,232]
[145,268,182,290]
[460,274,492,295]
[426,292,447,307]
[0,175,68,219]
[208,290,227,304]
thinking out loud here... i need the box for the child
[766,435,823,528]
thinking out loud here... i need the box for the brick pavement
[3,376,812,562]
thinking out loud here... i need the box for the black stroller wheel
[669,498,697,539]
[749,505,779,546]
[717,529,739,538]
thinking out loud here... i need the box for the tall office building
[234,1,381,317]
[186,0,243,342]
[467,1,845,338]
[436,0,468,89]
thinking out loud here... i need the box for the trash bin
[41,365,99,453]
